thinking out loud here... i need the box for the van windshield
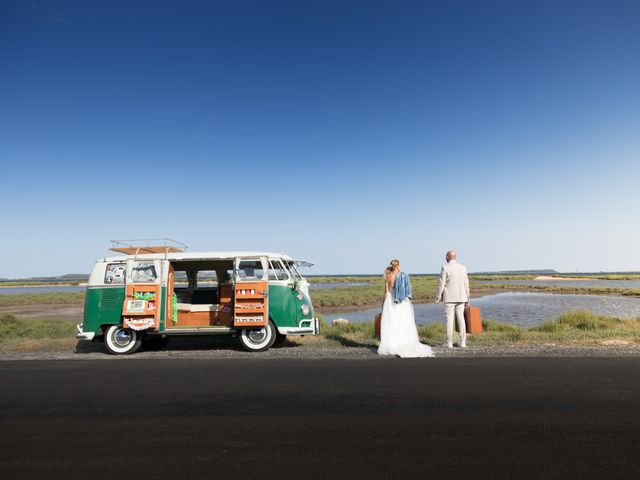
[287,262,302,280]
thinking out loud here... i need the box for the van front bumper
[277,317,320,336]
[76,324,96,341]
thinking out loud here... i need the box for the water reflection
[325,292,640,327]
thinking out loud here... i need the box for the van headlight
[301,304,310,316]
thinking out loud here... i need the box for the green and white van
[76,246,319,354]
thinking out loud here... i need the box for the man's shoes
[443,341,453,349]
[458,342,467,349]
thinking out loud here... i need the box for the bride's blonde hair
[384,259,400,279]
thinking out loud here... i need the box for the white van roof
[101,251,302,263]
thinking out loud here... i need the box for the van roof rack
[109,238,188,256]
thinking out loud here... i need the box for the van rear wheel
[104,325,142,355]
[239,321,276,352]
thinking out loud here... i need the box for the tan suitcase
[374,313,382,338]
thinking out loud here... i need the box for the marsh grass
[0,292,85,306]
[311,276,440,309]
[299,310,640,348]
[309,276,378,284]
[0,313,77,347]
[473,282,640,297]
[2,302,639,353]
[312,275,640,313]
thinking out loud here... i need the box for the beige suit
[436,260,470,346]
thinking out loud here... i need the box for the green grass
[312,275,640,312]
[1,309,638,353]
[471,282,640,297]
[0,313,77,346]
[469,275,537,281]
[309,276,378,283]
[554,274,640,280]
[294,310,640,348]
[311,276,440,309]
[0,281,83,286]
[0,292,85,306]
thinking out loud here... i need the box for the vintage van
[76,244,319,354]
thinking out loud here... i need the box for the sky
[1,0,639,277]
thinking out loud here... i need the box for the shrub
[482,319,522,332]
[418,323,445,341]
[531,320,566,333]
[557,310,614,330]
[0,313,76,342]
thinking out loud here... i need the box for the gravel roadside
[1,340,639,361]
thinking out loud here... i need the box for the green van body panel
[268,284,297,328]
[83,287,126,334]
[83,282,311,334]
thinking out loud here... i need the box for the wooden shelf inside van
[233,281,268,327]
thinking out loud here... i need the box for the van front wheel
[239,321,276,352]
[104,325,142,355]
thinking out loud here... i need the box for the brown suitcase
[455,306,483,333]
[374,313,382,338]
[464,306,483,334]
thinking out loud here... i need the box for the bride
[377,259,434,358]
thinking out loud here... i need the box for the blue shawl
[392,271,413,304]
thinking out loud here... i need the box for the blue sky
[1,0,639,277]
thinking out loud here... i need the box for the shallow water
[324,292,640,327]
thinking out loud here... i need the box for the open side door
[166,262,175,328]
[233,257,269,328]
[122,258,163,331]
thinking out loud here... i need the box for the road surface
[1,357,639,479]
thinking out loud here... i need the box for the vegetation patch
[288,311,640,349]
[0,292,85,306]
[472,282,640,297]
[0,313,77,348]
[312,276,440,309]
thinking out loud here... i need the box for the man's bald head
[446,250,457,262]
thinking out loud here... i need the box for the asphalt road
[1,357,640,480]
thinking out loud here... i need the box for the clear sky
[1,0,639,277]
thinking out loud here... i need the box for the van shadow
[74,336,251,355]
[74,335,308,355]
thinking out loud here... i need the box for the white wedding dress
[377,292,434,358]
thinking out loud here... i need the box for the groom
[435,250,470,348]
